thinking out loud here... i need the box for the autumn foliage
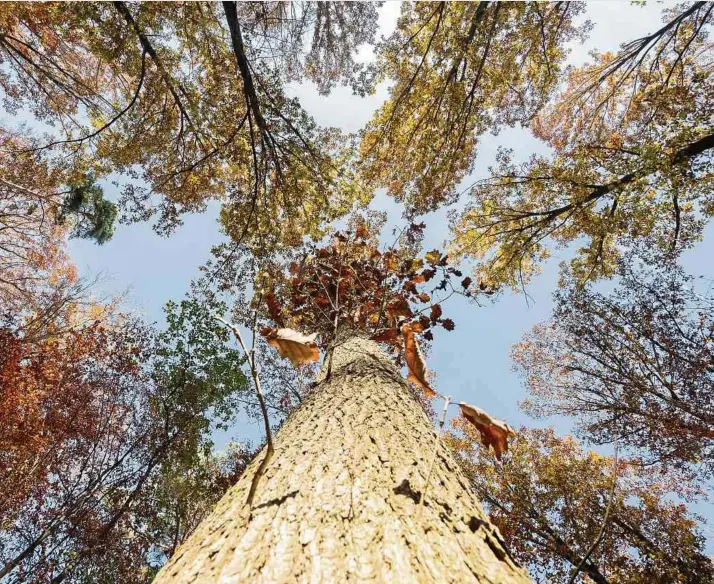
[515,259,714,476]
[259,221,467,357]
[450,426,714,584]
[2,2,714,583]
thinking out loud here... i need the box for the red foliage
[0,322,135,521]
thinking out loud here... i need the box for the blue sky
[66,1,714,542]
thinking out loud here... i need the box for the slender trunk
[154,336,531,583]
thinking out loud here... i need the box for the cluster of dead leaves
[258,224,514,459]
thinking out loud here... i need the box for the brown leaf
[416,292,431,303]
[442,318,455,331]
[387,296,412,318]
[401,323,436,397]
[371,328,399,342]
[461,277,472,289]
[261,327,319,366]
[403,280,418,294]
[265,292,283,325]
[459,403,515,459]
[430,303,443,323]
[422,268,437,281]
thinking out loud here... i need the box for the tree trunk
[154,336,531,583]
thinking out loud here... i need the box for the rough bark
[154,336,531,583]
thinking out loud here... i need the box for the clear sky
[67,1,714,543]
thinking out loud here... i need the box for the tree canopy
[449,3,714,288]
[0,1,377,250]
[359,2,589,214]
[3,3,714,583]
[450,426,713,584]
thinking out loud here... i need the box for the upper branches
[449,5,714,289]
[359,2,589,215]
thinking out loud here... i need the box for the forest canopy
[1,2,713,583]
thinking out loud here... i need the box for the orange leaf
[401,324,436,397]
[261,327,319,366]
[459,403,515,460]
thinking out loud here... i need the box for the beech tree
[449,426,714,584]
[152,221,525,583]
[514,258,714,477]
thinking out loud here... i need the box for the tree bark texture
[154,336,531,583]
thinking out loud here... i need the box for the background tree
[359,1,589,214]
[448,426,713,584]
[514,258,714,477]
[450,3,714,288]
[0,2,377,250]
[0,138,252,581]
[64,442,256,584]
[0,295,251,583]
[0,131,115,317]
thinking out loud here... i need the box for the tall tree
[449,426,713,584]
[359,1,588,214]
[0,2,377,249]
[449,3,714,288]
[513,258,714,477]
[152,223,526,583]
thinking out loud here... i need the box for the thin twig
[567,436,619,584]
[215,315,274,506]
